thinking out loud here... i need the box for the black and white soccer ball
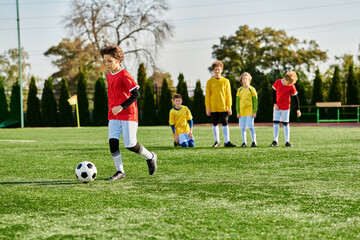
[75,161,97,183]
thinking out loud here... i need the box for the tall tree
[0,76,9,123]
[137,63,146,114]
[157,78,172,125]
[58,77,74,127]
[311,69,324,105]
[346,64,359,105]
[176,73,189,107]
[228,75,238,123]
[327,66,343,119]
[192,80,207,123]
[142,80,157,126]
[257,75,273,122]
[212,25,327,82]
[328,66,343,102]
[44,38,98,91]
[26,76,41,127]
[0,48,31,89]
[92,75,108,126]
[9,81,21,125]
[77,71,91,126]
[41,77,58,127]
[65,0,173,69]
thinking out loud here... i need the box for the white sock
[112,152,124,173]
[273,123,279,142]
[223,125,230,143]
[284,124,290,143]
[138,144,153,160]
[241,128,246,143]
[212,125,220,143]
[250,127,256,143]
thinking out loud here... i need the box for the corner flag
[68,95,80,127]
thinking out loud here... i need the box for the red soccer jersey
[272,79,298,110]
[107,69,139,122]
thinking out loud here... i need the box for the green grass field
[0,125,360,239]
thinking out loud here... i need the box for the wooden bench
[315,102,360,123]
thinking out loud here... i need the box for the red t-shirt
[272,79,298,110]
[107,69,139,122]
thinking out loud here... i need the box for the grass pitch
[0,125,359,239]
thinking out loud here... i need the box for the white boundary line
[0,140,36,143]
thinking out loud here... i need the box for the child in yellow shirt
[205,60,236,147]
[236,72,258,147]
[169,94,194,147]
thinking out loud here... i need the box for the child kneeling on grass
[169,94,195,147]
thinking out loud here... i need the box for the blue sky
[1,0,359,89]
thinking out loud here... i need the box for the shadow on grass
[0,180,79,186]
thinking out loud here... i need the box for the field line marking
[0,140,36,143]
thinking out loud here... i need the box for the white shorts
[108,120,138,148]
[178,133,194,144]
[239,116,254,129]
[273,108,290,123]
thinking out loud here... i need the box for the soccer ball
[75,161,97,183]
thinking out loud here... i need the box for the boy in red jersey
[270,71,301,147]
[100,45,157,181]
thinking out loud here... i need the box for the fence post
[317,107,319,124]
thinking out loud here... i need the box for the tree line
[1,59,359,127]
[1,23,360,127]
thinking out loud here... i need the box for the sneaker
[146,152,157,175]
[270,141,279,147]
[251,142,257,147]
[241,142,247,147]
[109,171,126,181]
[174,141,179,147]
[285,142,293,147]
[224,141,236,147]
[212,141,220,147]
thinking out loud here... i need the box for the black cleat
[285,142,293,147]
[224,141,236,147]
[270,141,279,147]
[251,142,257,147]
[241,142,247,147]
[174,141,179,147]
[212,141,220,147]
[146,152,157,175]
[109,171,126,181]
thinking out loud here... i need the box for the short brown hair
[239,72,252,84]
[285,71,298,84]
[100,45,124,63]
[211,60,224,70]
[173,94,182,100]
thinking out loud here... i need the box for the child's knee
[180,141,189,147]
[109,138,119,154]
[188,139,195,147]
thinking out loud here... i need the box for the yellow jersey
[205,76,232,112]
[169,105,193,134]
[236,86,258,116]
